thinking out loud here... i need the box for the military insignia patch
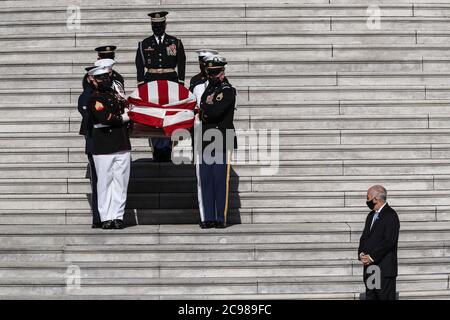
[167,44,177,56]
[206,94,214,105]
[216,92,224,101]
[95,101,105,111]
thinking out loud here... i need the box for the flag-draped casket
[127,80,197,137]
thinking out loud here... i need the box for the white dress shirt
[154,34,165,45]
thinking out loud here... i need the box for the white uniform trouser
[93,150,131,222]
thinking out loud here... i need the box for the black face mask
[96,75,112,91]
[208,75,221,86]
[366,199,376,210]
[152,24,166,37]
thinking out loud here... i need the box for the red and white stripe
[128,80,197,136]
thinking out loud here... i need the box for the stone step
[0,174,446,194]
[0,17,331,35]
[3,189,450,210]
[1,290,448,300]
[5,0,450,10]
[0,223,350,246]
[400,290,450,300]
[0,274,444,296]
[3,85,448,104]
[0,44,336,63]
[0,160,347,179]
[8,71,450,89]
[1,144,447,164]
[1,239,447,261]
[0,222,449,245]
[0,257,449,279]
[0,0,321,8]
[40,240,450,261]
[3,115,448,133]
[0,204,443,225]
[7,128,450,152]
[5,158,450,179]
[5,44,450,63]
[0,31,434,49]
[3,99,450,118]
[0,4,416,23]
[6,17,450,35]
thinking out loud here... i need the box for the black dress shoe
[112,219,124,229]
[199,221,215,229]
[91,222,103,229]
[214,221,227,229]
[102,220,113,229]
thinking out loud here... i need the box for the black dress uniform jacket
[199,79,237,153]
[358,204,400,278]
[88,87,131,155]
[78,85,94,154]
[135,34,186,84]
[189,72,207,92]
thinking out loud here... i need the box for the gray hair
[369,185,387,201]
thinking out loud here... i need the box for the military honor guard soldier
[82,46,124,90]
[135,11,187,162]
[87,65,132,230]
[78,66,102,228]
[195,55,237,229]
[189,49,219,93]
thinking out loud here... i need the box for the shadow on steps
[85,157,242,226]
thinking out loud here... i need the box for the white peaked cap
[195,49,219,58]
[95,58,116,68]
[88,65,112,76]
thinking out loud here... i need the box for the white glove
[122,112,130,123]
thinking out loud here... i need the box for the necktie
[158,36,162,45]
[370,212,379,231]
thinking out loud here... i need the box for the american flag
[127,80,197,136]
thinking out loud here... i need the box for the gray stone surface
[1,0,450,299]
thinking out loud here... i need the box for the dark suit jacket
[358,203,400,278]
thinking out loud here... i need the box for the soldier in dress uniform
[78,66,102,228]
[82,46,124,90]
[87,65,132,230]
[189,49,218,92]
[135,11,186,162]
[194,56,237,229]
[94,58,126,99]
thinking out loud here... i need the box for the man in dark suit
[358,185,400,300]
